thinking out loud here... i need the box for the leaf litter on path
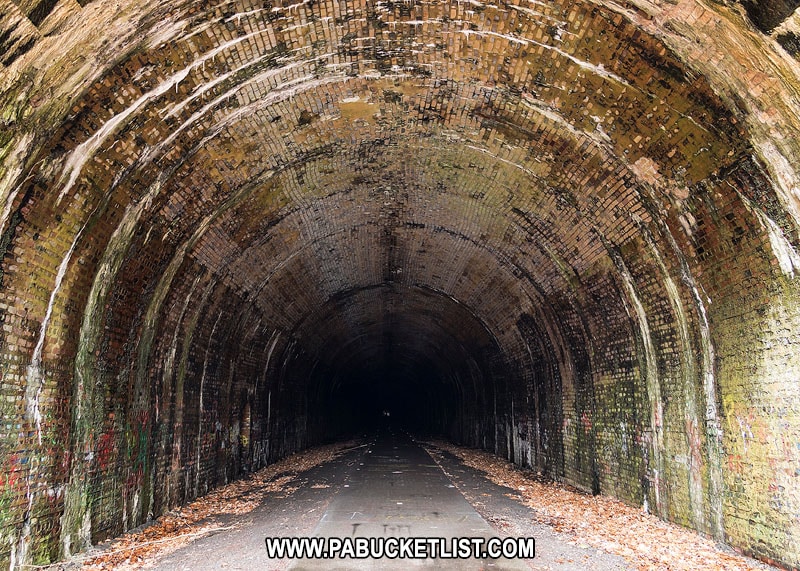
[421,439,777,571]
[77,439,361,570]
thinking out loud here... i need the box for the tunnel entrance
[2,0,800,568]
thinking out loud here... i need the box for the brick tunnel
[2,0,800,568]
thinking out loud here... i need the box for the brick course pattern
[1,0,800,568]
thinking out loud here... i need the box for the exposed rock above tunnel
[1,0,800,569]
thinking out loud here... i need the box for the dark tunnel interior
[302,285,517,440]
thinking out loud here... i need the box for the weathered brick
[0,0,800,568]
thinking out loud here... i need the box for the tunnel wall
[1,0,800,569]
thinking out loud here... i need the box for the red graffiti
[581,411,592,433]
[4,453,21,489]
[97,431,116,469]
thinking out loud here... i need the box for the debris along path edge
[83,430,778,571]
[422,440,779,571]
[93,431,629,570]
[290,425,532,570]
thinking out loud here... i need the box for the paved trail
[152,428,629,570]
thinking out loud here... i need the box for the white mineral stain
[57,29,268,204]
[458,29,631,87]
[758,208,800,277]
[27,228,82,444]
[0,133,34,233]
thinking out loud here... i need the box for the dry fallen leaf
[80,439,360,570]
[421,440,771,571]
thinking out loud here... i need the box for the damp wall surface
[1,0,800,568]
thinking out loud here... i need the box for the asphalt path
[152,427,630,570]
[290,427,531,569]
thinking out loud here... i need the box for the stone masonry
[1,0,800,568]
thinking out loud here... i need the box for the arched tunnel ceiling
[0,0,768,366]
[2,0,800,568]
